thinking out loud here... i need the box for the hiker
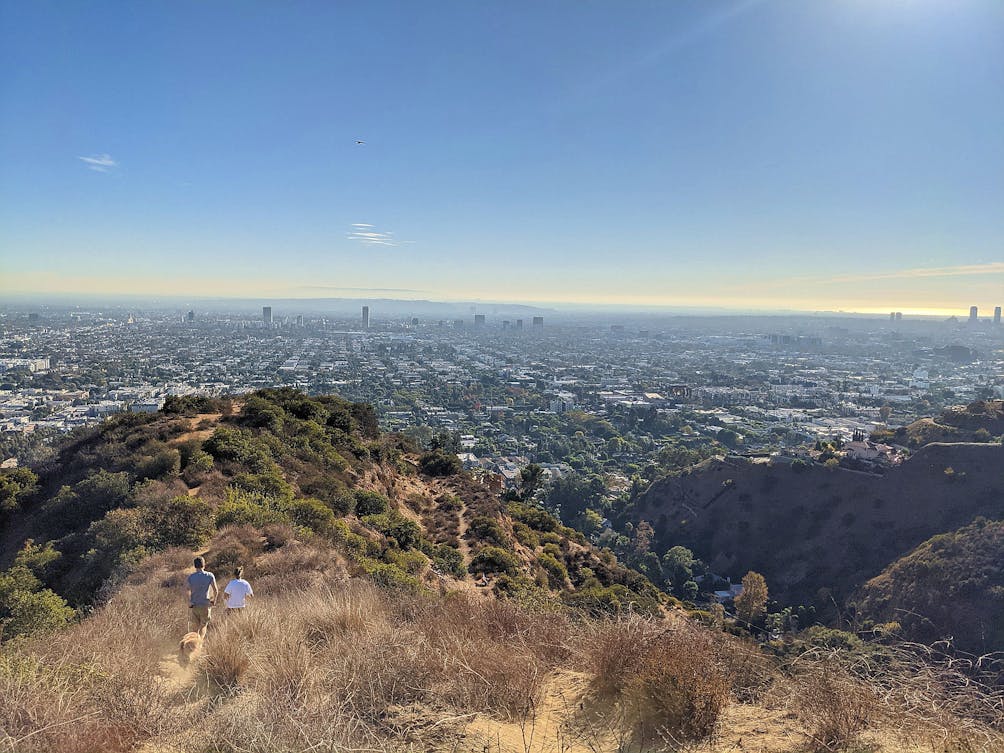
[186,556,218,637]
[223,566,254,612]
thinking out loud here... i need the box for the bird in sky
[355,140,365,145]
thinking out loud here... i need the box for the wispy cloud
[78,153,118,173]
[347,223,413,247]
[825,262,1004,284]
[294,285,426,294]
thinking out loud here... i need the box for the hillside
[627,441,1004,620]
[896,400,1004,448]
[2,527,999,753]
[855,518,1004,653]
[0,390,1000,752]
[0,388,662,629]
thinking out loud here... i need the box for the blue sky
[1,0,1002,313]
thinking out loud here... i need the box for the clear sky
[1,0,1002,315]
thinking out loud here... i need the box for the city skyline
[2,1,1003,314]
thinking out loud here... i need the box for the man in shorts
[186,556,219,637]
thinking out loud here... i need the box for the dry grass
[2,533,1001,753]
[577,615,734,746]
[777,643,1004,752]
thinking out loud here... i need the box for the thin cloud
[826,263,1004,284]
[347,223,413,247]
[78,153,118,173]
[295,285,426,294]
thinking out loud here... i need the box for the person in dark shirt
[186,556,218,637]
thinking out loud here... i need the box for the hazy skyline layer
[1,1,1002,315]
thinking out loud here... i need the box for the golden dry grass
[1,536,1000,753]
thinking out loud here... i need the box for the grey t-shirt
[187,570,216,606]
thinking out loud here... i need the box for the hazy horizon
[2,1,1002,313]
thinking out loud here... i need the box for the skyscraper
[995,306,1001,325]
[889,312,895,322]
[532,316,544,329]
[969,306,978,323]
[186,310,195,322]
[262,306,272,327]
[474,314,485,327]
[361,306,370,329]
[895,312,902,321]
[515,319,523,330]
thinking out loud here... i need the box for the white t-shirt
[224,578,253,608]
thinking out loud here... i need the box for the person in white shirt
[223,566,254,611]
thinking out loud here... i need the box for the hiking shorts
[190,604,212,632]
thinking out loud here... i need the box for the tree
[662,545,695,589]
[735,571,768,625]
[879,405,892,423]
[546,474,604,523]
[519,463,544,499]
[419,449,461,476]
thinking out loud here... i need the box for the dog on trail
[179,631,203,664]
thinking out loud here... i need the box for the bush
[581,618,729,745]
[281,497,337,536]
[622,630,729,744]
[142,495,214,549]
[358,559,423,592]
[793,663,876,751]
[508,502,560,532]
[361,511,422,550]
[215,490,289,529]
[467,515,511,548]
[418,450,461,477]
[512,521,539,549]
[428,544,465,578]
[354,490,389,516]
[469,546,521,577]
[0,542,75,640]
[537,553,569,589]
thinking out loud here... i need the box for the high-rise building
[889,312,895,322]
[895,312,902,321]
[532,316,544,329]
[969,306,978,322]
[28,312,40,322]
[995,306,1002,325]
[502,320,510,329]
[411,317,419,326]
[262,306,272,327]
[186,310,195,322]
[474,314,485,327]
[295,315,303,327]
[361,306,370,329]
[516,319,523,330]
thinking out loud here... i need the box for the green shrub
[512,522,539,549]
[418,449,461,476]
[508,502,560,532]
[362,511,422,550]
[358,558,422,591]
[0,542,75,640]
[215,489,289,529]
[281,497,337,535]
[537,553,569,589]
[469,546,521,577]
[383,547,428,575]
[354,490,389,516]
[468,515,511,548]
[142,495,214,549]
[428,543,465,578]
[0,468,38,513]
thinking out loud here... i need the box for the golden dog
[179,631,203,664]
